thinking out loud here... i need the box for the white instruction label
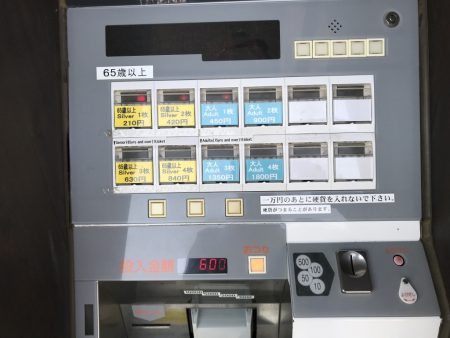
[96,65,153,80]
[261,205,331,215]
[260,194,395,205]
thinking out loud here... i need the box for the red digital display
[184,258,228,274]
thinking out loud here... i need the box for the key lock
[337,250,373,293]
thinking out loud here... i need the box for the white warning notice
[260,194,395,205]
[261,205,331,215]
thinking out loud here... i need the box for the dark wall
[0,1,70,338]
[429,0,450,313]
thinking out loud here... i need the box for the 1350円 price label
[157,104,195,127]
[114,105,152,128]
[159,160,197,183]
[115,161,153,185]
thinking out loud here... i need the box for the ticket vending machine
[68,0,441,337]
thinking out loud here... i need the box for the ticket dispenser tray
[98,280,292,338]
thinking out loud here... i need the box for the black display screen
[106,21,280,61]
[184,258,228,274]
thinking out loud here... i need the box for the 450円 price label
[114,105,152,128]
[115,161,153,185]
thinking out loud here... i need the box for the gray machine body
[68,0,421,224]
[67,0,440,337]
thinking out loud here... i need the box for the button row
[295,38,385,59]
[148,198,244,218]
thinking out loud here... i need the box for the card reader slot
[116,147,153,162]
[289,143,327,158]
[203,145,238,159]
[334,142,372,157]
[289,85,326,101]
[333,84,371,100]
[115,90,151,104]
[202,88,237,103]
[160,146,195,159]
[159,89,194,103]
[246,87,281,102]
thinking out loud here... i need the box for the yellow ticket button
[115,161,153,185]
[114,105,152,128]
[157,103,195,127]
[159,160,197,184]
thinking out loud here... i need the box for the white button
[187,199,205,217]
[148,200,166,218]
[368,39,385,56]
[349,40,367,57]
[295,41,312,58]
[225,198,243,216]
[313,41,330,58]
[296,255,311,269]
[308,262,324,278]
[310,279,326,295]
[298,270,313,286]
[332,40,348,57]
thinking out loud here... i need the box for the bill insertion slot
[200,88,239,127]
[202,144,240,183]
[288,85,327,125]
[115,147,153,185]
[334,141,374,181]
[157,89,195,128]
[332,84,372,124]
[159,145,197,184]
[113,90,152,129]
[244,87,283,126]
[245,144,284,183]
[289,143,328,182]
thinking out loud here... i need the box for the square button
[148,200,166,218]
[295,41,312,58]
[368,38,385,56]
[331,40,348,57]
[249,256,266,274]
[313,40,330,58]
[349,40,367,57]
[225,198,243,217]
[187,199,205,217]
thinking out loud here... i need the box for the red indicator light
[136,95,146,102]
[393,255,405,266]
[179,95,189,101]
[223,94,231,101]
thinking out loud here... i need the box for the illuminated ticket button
[148,200,166,218]
[313,40,330,58]
[225,198,243,217]
[249,256,266,274]
[331,40,348,57]
[368,38,385,56]
[187,199,205,217]
[349,39,367,57]
[295,41,312,58]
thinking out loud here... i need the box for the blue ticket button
[202,159,240,183]
[244,102,283,125]
[201,103,239,126]
[245,159,284,182]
